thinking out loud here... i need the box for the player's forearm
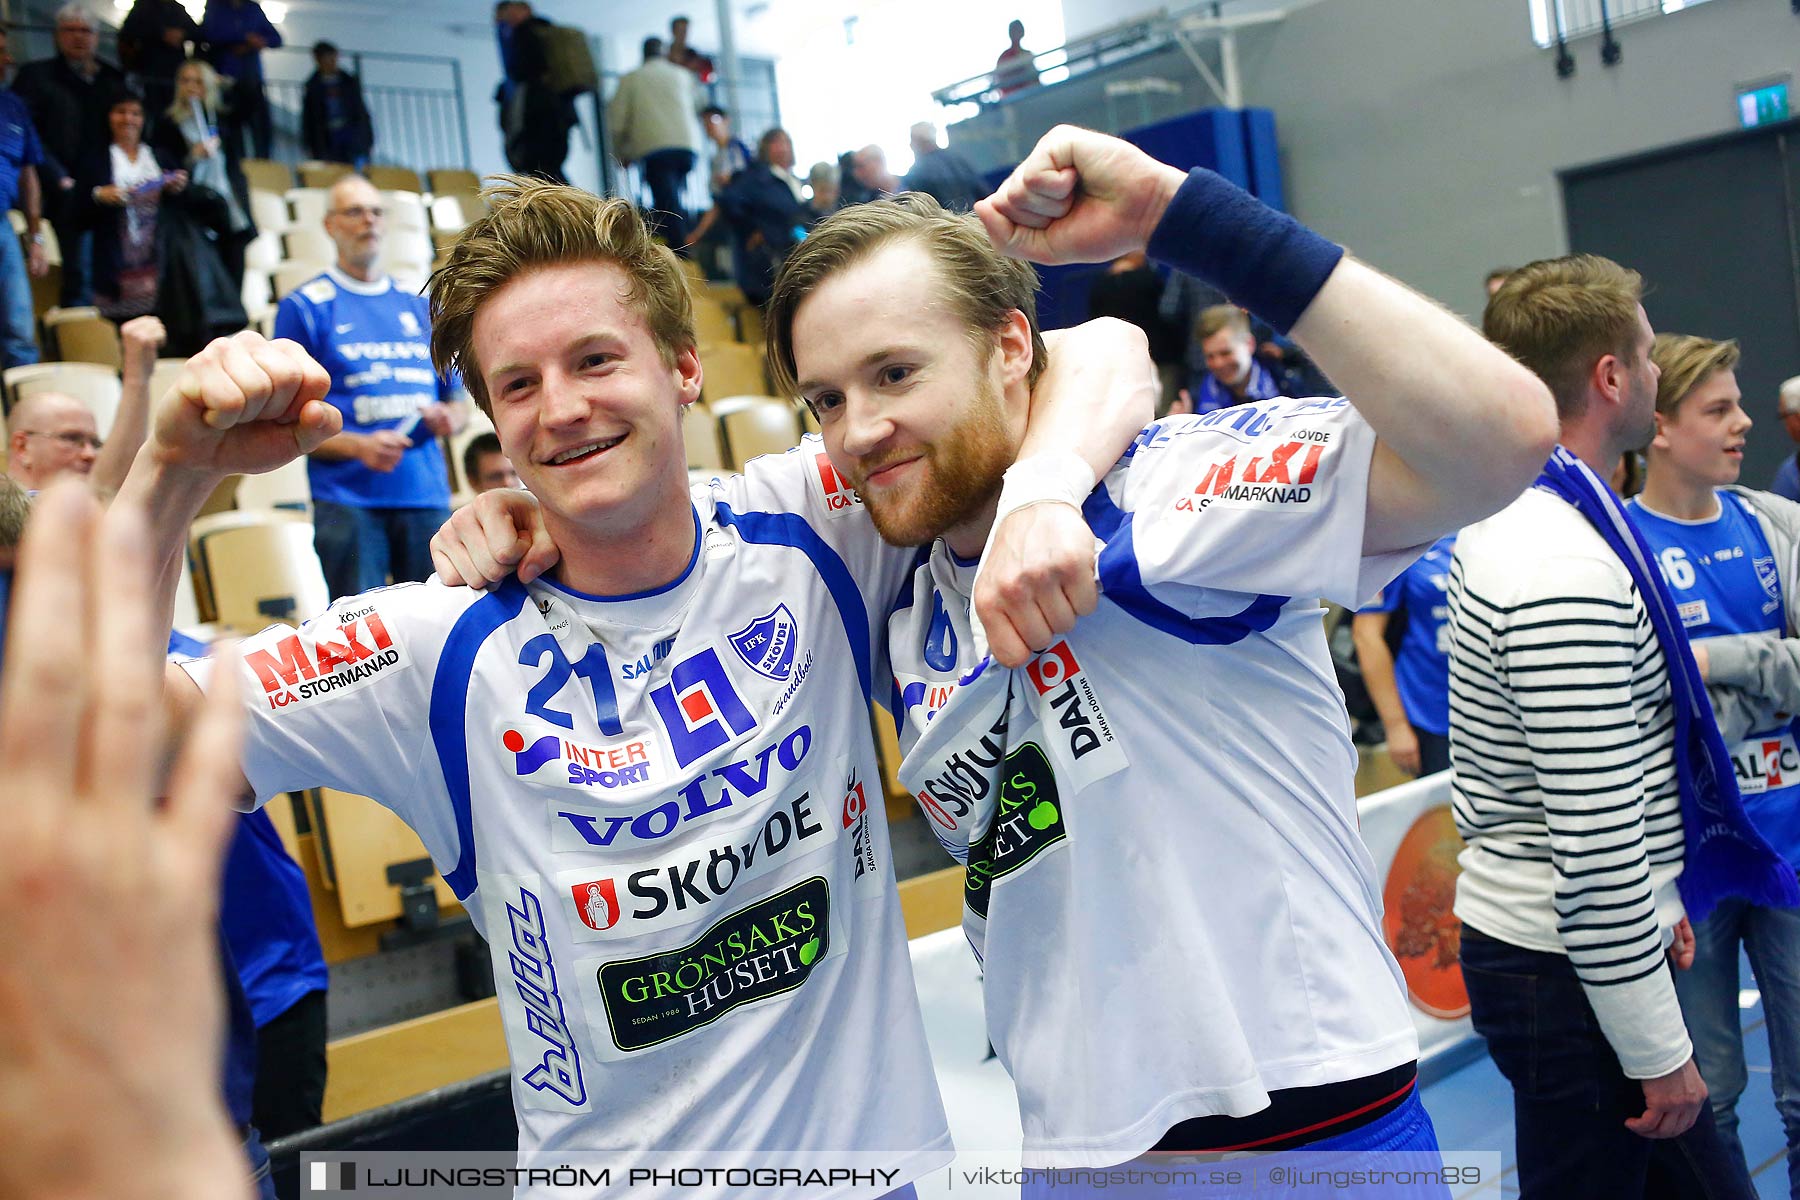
[1351,624,1409,732]
[1027,318,1157,484]
[1289,259,1557,531]
[90,353,157,495]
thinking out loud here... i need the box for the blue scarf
[1195,359,1280,415]
[1535,447,1800,919]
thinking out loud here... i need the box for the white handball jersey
[890,397,1425,1168]
[185,440,951,1198]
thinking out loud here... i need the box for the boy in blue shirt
[1630,332,1800,1195]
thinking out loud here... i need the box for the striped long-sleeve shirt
[1447,488,1691,1079]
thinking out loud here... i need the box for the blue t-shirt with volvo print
[1358,533,1455,737]
[273,268,457,510]
[1630,491,1800,865]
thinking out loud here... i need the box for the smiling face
[1652,367,1750,488]
[108,99,144,148]
[792,238,1027,549]
[472,260,699,550]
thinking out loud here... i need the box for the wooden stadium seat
[283,227,335,264]
[698,341,767,400]
[285,187,330,229]
[381,190,428,232]
[242,157,295,192]
[5,362,122,435]
[273,261,326,299]
[49,313,121,368]
[378,228,435,274]
[713,395,804,465]
[738,303,766,346]
[428,167,481,196]
[6,209,59,263]
[683,400,727,471]
[428,194,466,233]
[244,229,282,271]
[312,786,459,929]
[241,268,273,320]
[692,299,739,350]
[188,510,328,634]
[248,188,289,234]
[297,161,353,189]
[365,163,422,193]
[234,454,313,512]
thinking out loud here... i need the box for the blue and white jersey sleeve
[705,435,919,679]
[181,583,474,871]
[1094,396,1422,609]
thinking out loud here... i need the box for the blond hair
[1482,254,1643,421]
[429,176,695,413]
[166,59,223,126]
[1650,333,1740,417]
[764,193,1047,401]
[1196,304,1251,342]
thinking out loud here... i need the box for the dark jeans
[639,147,696,251]
[226,75,273,160]
[252,988,327,1140]
[1417,728,1451,776]
[1460,925,1756,1199]
[312,500,449,600]
[51,213,91,306]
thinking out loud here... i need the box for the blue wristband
[1146,168,1344,335]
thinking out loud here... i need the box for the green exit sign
[1739,80,1790,128]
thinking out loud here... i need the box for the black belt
[1148,1061,1418,1155]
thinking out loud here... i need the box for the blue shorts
[1020,1090,1450,1199]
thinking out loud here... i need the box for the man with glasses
[274,173,469,599]
[6,392,99,489]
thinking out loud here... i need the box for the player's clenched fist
[151,331,338,478]
[975,124,1187,267]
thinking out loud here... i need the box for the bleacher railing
[1528,0,1716,49]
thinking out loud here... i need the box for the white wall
[1232,0,1800,318]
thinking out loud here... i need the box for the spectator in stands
[12,4,128,307]
[1626,332,1800,1193]
[200,0,280,161]
[76,92,189,323]
[993,19,1039,94]
[5,391,98,490]
[301,41,373,170]
[0,28,49,369]
[1179,304,1302,414]
[901,121,987,213]
[1086,249,1184,412]
[1485,266,1513,298]
[1451,254,1777,1198]
[681,105,750,255]
[843,143,898,206]
[153,59,256,292]
[461,430,519,495]
[274,174,468,599]
[6,314,164,497]
[118,0,198,117]
[1352,533,1457,776]
[667,15,714,83]
[494,1,575,184]
[806,161,839,218]
[608,36,701,253]
[717,126,811,305]
[1770,375,1800,501]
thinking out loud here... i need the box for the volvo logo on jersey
[648,648,758,768]
[592,875,832,1053]
[729,604,799,680]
